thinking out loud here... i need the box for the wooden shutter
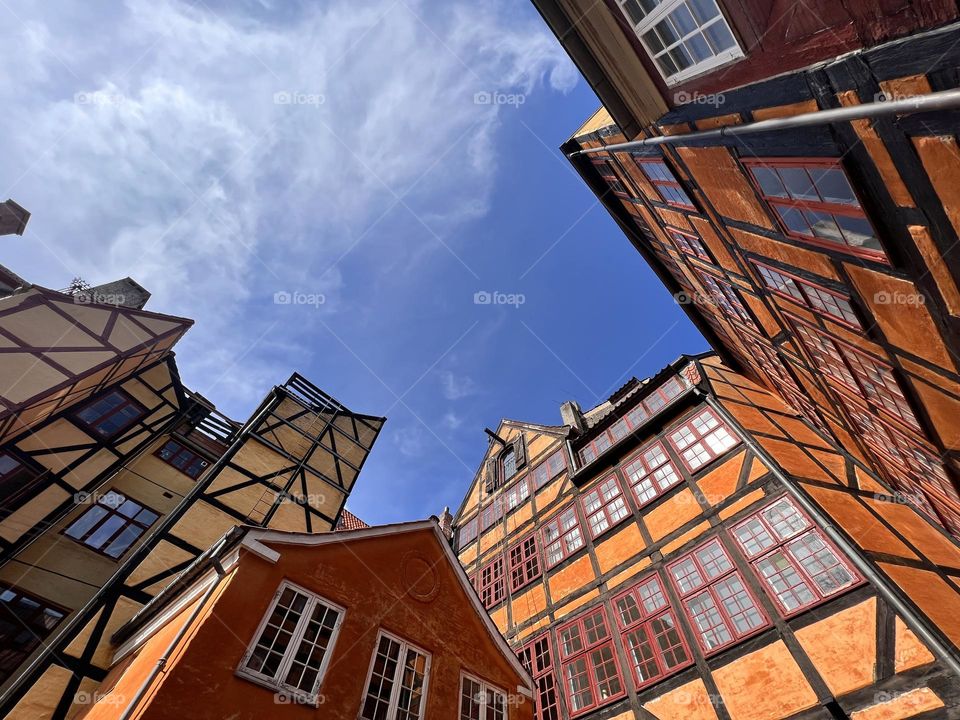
[513,434,526,469]
[484,457,499,493]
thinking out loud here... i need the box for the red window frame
[517,633,563,720]
[621,441,683,508]
[541,505,585,569]
[742,158,885,261]
[73,389,147,439]
[612,574,693,689]
[666,227,709,260]
[667,408,740,472]
[556,606,626,716]
[579,475,631,539]
[692,269,758,330]
[731,496,860,616]
[481,497,504,533]
[63,489,160,559]
[667,538,770,654]
[532,450,566,490]
[478,555,506,609]
[503,477,531,513]
[457,516,479,549]
[0,586,66,684]
[154,439,209,479]
[788,315,920,431]
[633,157,695,210]
[509,533,543,592]
[591,157,631,199]
[752,261,861,329]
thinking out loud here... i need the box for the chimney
[560,400,584,433]
[437,506,454,539]
[0,200,30,236]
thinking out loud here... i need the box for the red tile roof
[336,509,369,531]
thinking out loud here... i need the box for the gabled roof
[335,508,368,531]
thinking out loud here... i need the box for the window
[533,450,566,489]
[503,478,530,513]
[753,262,860,328]
[731,497,859,615]
[643,376,687,414]
[479,556,506,608]
[518,634,562,720]
[667,408,738,471]
[790,318,920,430]
[74,389,147,438]
[155,439,209,479]
[580,475,631,538]
[667,227,709,260]
[622,441,682,507]
[460,674,506,720]
[613,575,692,688]
[457,517,479,549]
[557,607,625,715]
[592,158,630,198]
[668,539,768,653]
[614,0,742,84]
[509,534,542,591]
[501,448,517,484]
[542,506,585,568]
[0,586,65,684]
[64,490,159,558]
[481,499,504,533]
[744,159,883,259]
[634,158,694,208]
[360,631,430,720]
[693,270,757,329]
[0,451,44,509]
[239,581,343,702]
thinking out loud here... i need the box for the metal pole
[567,88,960,156]
[698,388,960,678]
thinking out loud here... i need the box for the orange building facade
[77,521,534,720]
[453,354,960,720]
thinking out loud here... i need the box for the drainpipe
[567,88,960,155]
[118,555,229,720]
[697,388,960,678]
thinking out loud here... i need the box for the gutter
[698,388,960,678]
[567,88,960,155]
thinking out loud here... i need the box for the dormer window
[502,448,517,482]
[484,435,526,493]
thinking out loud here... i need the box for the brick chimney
[437,506,454,539]
[0,200,30,236]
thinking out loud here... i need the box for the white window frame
[359,629,432,720]
[615,0,744,85]
[237,580,345,704]
[459,672,508,720]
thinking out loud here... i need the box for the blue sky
[0,0,707,524]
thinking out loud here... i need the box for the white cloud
[439,370,477,400]
[394,425,426,457]
[441,411,463,430]
[0,0,575,413]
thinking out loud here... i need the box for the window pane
[779,167,817,200]
[752,167,788,198]
[835,215,879,250]
[703,18,736,51]
[812,168,857,205]
[689,0,720,23]
[775,205,810,234]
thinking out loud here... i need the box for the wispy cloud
[439,370,478,400]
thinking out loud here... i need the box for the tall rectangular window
[0,586,65,684]
[693,270,757,329]
[64,490,159,558]
[731,497,859,615]
[481,498,504,533]
[460,674,506,720]
[0,451,43,509]
[542,506,585,568]
[580,475,631,539]
[74,389,147,438]
[667,227,709,260]
[634,158,695,208]
[533,450,566,489]
[503,478,530,513]
[557,607,625,716]
[509,534,542,592]
[668,539,768,653]
[614,0,743,84]
[457,517,479,549]
[155,439,209,479]
[744,159,883,260]
[753,262,861,328]
[613,575,692,688]
[621,441,682,507]
[591,158,631,198]
[360,631,430,720]
[667,408,738,471]
[518,634,562,720]
[479,556,506,609]
[239,581,343,703]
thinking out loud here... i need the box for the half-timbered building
[0,266,384,718]
[454,354,960,719]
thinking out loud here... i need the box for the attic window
[485,435,526,493]
[502,448,517,482]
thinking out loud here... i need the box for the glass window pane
[779,167,817,200]
[689,0,720,23]
[804,210,843,242]
[812,168,857,205]
[669,5,697,35]
[752,167,788,198]
[703,19,736,52]
[775,205,809,234]
[835,215,879,250]
[685,33,712,62]
[622,0,647,24]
